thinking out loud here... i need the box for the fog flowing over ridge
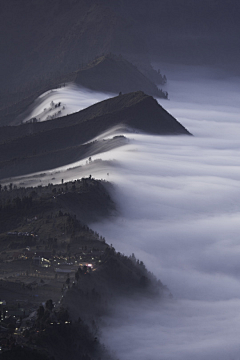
[5,66,240,359]
[20,84,113,124]
[86,67,240,360]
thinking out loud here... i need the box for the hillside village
[0,242,108,355]
[0,178,110,355]
[0,177,167,359]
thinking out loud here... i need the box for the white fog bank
[7,66,240,360]
[87,67,240,360]
[19,84,113,124]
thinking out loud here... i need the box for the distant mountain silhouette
[74,54,167,98]
[0,0,167,126]
[0,0,239,125]
[0,0,148,117]
[0,91,191,179]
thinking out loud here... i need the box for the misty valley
[0,62,240,360]
[1,1,240,359]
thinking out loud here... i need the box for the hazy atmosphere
[1,1,240,358]
[91,67,240,360]
[20,85,112,124]
[5,65,240,359]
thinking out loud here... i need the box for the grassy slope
[0,92,150,143]
[0,92,190,179]
[0,91,190,146]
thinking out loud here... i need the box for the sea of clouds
[8,64,240,360]
[88,66,240,360]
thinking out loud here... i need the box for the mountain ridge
[0,91,186,145]
[0,91,191,180]
[74,54,167,98]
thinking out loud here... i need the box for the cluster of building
[0,299,32,352]
[7,231,37,237]
[5,246,104,271]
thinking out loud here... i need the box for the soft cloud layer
[101,297,240,360]
[88,67,240,360]
[7,66,240,359]
[21,84,113,123]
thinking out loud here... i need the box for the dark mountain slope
[0,91,191,179]
[0,92,181,144]
[0,137,127,181]
[0,0,239,127]
[0,0,148,114]
[74,54,167,98]
[0,53,167,127]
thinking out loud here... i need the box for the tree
[75,271,80,282]
[140,275,149,288]
[45,299,54,311]
[37,305,44,319]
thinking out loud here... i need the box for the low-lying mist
[7,65,240,359]
[87,67,240,360]
[20,84,113,123]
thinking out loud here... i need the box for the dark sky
[121,0,240,68]
[0,0,239,101]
